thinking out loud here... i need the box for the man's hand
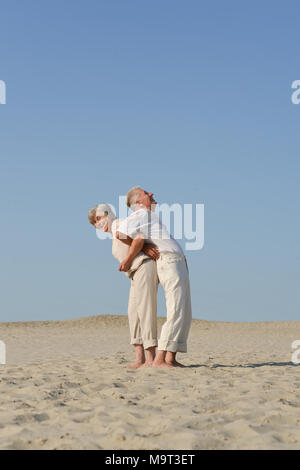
[118,236,144,272]
[142,242,160,260]
[118,257,133,272]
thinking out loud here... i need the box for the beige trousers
[156,253,192,353]
[128,259,159,349]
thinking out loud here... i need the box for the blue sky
[0,0,299,322]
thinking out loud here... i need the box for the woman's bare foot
[125,344,146,369]
[142,360,154,367]
[128,360,145,369]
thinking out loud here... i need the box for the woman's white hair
[96,202,116,220]
[126,186,142,208]
[88,205,98,225]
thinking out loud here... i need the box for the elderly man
[117,187,192,368]
[88,203,160,368]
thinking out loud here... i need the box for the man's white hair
[126,186,142,208]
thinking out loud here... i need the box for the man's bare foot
[127,360,145,369]
[165,359,186,368]
[152,360,175,369]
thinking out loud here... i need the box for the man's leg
[165,351,185,367]
[166,272,192,367]
[152,350,176,368]
[154,254,192,367]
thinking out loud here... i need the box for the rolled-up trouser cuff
[143,339,158,349]
[131,338,158,349]
[158,339,187,353]
[131,337,143,345]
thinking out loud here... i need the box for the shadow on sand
[187,361,299,368]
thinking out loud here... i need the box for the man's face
[136,189,157,210]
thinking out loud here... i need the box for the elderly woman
[88,203,159,369]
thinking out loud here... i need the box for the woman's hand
[118,257,133,272]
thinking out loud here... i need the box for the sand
[0,315,300,450]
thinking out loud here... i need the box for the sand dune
[0,315,300,449]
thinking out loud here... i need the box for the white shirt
[111,219,149,278]
[118,209,183,255]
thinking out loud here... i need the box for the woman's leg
[127,278,145,368]
[132,260,158,365]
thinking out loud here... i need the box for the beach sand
[0,315,300,450]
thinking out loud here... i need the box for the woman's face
[95,215,109,232]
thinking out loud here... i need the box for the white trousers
[127,259,159,349]
[156,253,192,353]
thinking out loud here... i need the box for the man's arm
[116,231,132,246]
[116,231,160,260]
